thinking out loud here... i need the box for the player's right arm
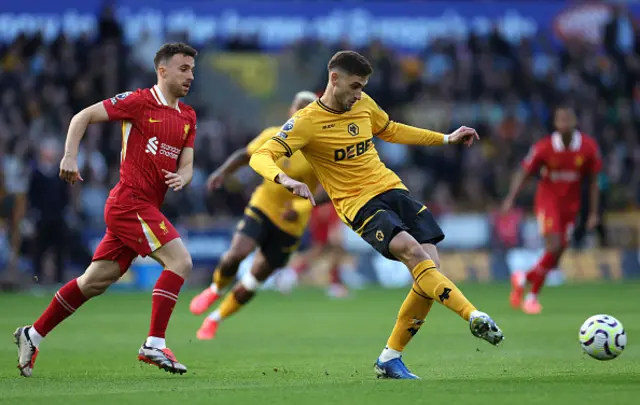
[60,91,142,184]
[249,116,315,204]
[502,142,545,212]
[207,128,274,190]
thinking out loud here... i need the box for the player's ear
[156,64,166,78]
[330,71,340,86]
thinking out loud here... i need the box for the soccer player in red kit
[502,107,602,314]
[14,43,198,376]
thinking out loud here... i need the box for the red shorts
[92,200,180,274]
[309,204,341,245]
[535,200,578,243]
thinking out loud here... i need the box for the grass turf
[0,283,638,405]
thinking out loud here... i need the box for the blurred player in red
[14,43,198,376]
[502,106,602,314]
[284,203,348,298]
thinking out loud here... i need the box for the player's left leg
[137,237,191,374]
[521,225,568,314]
[198,225,298,339]
[371,192,502,379]
[197,251,275,340]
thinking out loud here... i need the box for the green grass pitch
[1,283,638,405]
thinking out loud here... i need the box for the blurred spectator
[28,139,69,286]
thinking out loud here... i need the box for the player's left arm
[164,147,194,191]
[368,97,478,146]
[164,114,196,191]
[250,116,316,204]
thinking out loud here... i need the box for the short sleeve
[247,128,278,155]
[365,94,390,136]
[185,115,197,148]
[522,142,545,174]
[270,114,313,157]
[102,90,145,121]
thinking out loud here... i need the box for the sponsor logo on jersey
[549,170,580,182]
[334,139,373,161]
[146,137,159,155]
[183,124,190,139]
[145,137,180,159]
[277,131,288,139]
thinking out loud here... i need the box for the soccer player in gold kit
[250,51,504,379]
[189,91,321,340]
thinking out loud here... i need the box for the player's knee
[77,264,121,297]
[545,235,563,256]
[172,256,193,277]
[390,235,430,268]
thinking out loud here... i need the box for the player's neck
[560,132,573,147]
[319,87,344,112]
[156,83,179,109]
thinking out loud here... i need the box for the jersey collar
[151,85,181,112]
[551,130,581,152]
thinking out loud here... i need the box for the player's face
[554,109,577,135]
[159,53,196,98]
[332,72,368,111]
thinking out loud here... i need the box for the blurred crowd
[1,5,639,283]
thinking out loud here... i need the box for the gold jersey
[246,126,318,237]
[249,93,445,225]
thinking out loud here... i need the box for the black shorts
[236,206,300,268]
[348,189,444,260]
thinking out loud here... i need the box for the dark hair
[154,42,198,68]
[327,51,373,76]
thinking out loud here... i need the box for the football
[579,314,626,360]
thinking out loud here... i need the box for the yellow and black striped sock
[213,268,235,291]
[412,259,476,321]
[386,283,434,352]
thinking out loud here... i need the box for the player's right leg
[352,190,502,379]
[15,259,123,377]
[511,209,565,314]
[197,251,274,340]
[190,221,259,315]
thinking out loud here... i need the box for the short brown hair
[154,42,198,68]
[327,51,373,76]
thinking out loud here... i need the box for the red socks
[30,271,184,343]
[33,279,88,337]
[149,270,184,338]
[526,251,558,294]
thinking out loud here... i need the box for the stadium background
[1,0,640,293]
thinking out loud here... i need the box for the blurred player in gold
[190,91,322,340]
[250,51,504,379]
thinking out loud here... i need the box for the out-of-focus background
[1,0,640,293]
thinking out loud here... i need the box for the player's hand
[207,172,225,191]
[277,174,316,206]
[447,126,480,147]
[59,155,83,184]
[587,212,599,230]
[163,169,186,191]
[501,197,514,213]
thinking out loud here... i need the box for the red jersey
[102,85,197,207]
[522,131,601,210]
